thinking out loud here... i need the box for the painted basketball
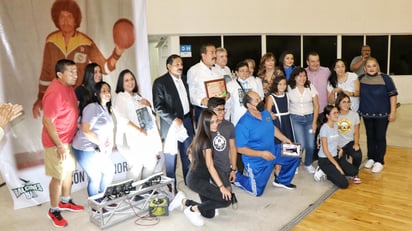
[113,18,135,49]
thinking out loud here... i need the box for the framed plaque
[281,143,302,158]
[204,78,227,98]
[136,106,154,131]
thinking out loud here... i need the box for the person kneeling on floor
[234,91,300,196]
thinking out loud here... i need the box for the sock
[50,207,59,213]
[61,196,71,203]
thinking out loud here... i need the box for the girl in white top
[113,69,162,180]
[327,59,360,112]
[287,67,319,173]
[317,105,361,188]
[335,94,362,169]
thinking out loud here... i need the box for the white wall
[146,0,412,104]
[146,0,412,35]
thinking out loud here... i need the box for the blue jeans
[72,148,115,196]
[164,115,194,189]
[290,114,315,166]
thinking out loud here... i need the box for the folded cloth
[164,124,188,154]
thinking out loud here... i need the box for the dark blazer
[152,72,191,140]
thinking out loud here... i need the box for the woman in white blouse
[288,67,319,174]
[327,59,360,112]
[113,69,163,180]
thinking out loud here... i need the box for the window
[223,36,261,72]
[342,36,364,68]
[266,36,301,66]
[390,35,412,75]
[366,35,388,73]
[303,36,337,68]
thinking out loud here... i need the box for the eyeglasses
[214,107,225,112]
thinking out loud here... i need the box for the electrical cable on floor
[126,198,160,226]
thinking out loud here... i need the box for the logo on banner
[11,178,43,199]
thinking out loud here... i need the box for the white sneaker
[168,191,185,212]
[184,206,204,226]
[364,159,375,169]
[214,209,219,217]
[371,162,383,173]
[314,166,326,182]
[304,165,316,174]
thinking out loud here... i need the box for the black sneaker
[284,183,297,190]
[272,179,296,190]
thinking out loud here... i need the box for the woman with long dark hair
[335,94,362,170]
[316,105,360,188]
[168,110,231,227]
[113,69,163,180]
[75,63,103,117]
[72,81,115,196]
[327,59,360,112]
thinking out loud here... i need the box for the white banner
[0,0,150,209]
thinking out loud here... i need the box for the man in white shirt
[187,43,220,123]
[212,47,232,83]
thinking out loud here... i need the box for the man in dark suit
[153,54,194,191]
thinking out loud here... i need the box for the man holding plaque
[234,91,300,196]
[187,43,222,124]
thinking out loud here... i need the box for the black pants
[236,153,245,174]
[363,117,389,164]
[318,156,358,189]
[194,106,205,129]
[186,171,231,218]
[342,141,362,169]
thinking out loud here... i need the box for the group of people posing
[37,42,397,227]
[162,44,397,226]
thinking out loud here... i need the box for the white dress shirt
[288,84,319,116]
[170,74,190,115]
[187,61,220,107]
